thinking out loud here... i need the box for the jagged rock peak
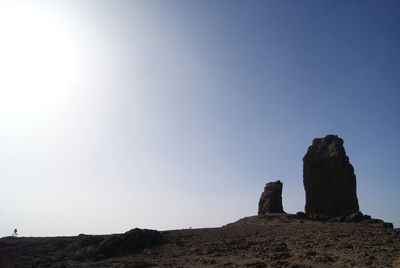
[305,135,348,161]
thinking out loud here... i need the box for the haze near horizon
[1,0,399,237]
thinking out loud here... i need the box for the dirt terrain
[1,214,399,267]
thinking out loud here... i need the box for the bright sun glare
[0,4,78,116]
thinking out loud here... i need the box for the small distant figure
[12,228,18,237]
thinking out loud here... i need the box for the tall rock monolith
[303,135,359,217]
[258,180,285,215]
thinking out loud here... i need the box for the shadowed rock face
[303,135,359,217]
[96,228,164,258]
[258,180,285,215]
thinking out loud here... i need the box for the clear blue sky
[0,0,399,236]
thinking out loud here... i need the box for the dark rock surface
[296,211,393,228]
[95,228,164,258]
[258,180,285,215]
[303,135,359,217]
[1,216,398,268]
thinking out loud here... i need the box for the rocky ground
[1,214,399,267]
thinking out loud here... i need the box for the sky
[0,0,399,237]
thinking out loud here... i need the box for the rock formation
[93,228,164,258]
[303,135,359,217]
[258,180,285,215]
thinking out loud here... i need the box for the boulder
[258,180,285,215]
[296,211,307,219]
[346,211,365,222]
[303,135,359,217]
[95,228,164,258]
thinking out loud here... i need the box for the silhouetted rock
[258,180,285,215]
[78,234,104,247]
[346,211,365,222]
[96,228,164,258]
[322,212,393,228]
[383,222,394,229]
[303,135,359,217]
[296,212,307,219]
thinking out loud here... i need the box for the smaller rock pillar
[258,180,285,215]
